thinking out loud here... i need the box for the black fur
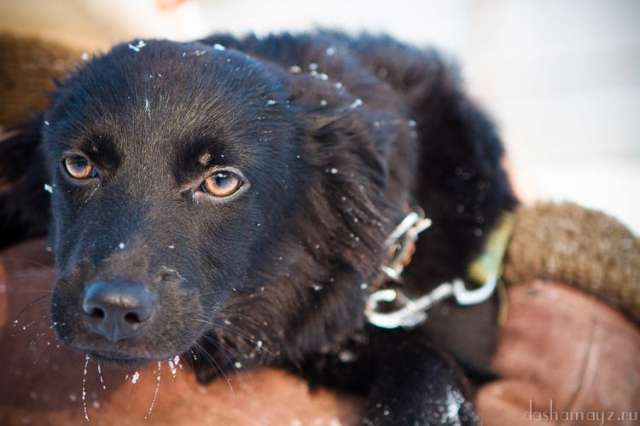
[0,31,516,425]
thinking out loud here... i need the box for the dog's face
[43,40,389,366]
[43,41,313,364]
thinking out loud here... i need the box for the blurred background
[1,0,638,232]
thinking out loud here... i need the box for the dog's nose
[82,281,155,342]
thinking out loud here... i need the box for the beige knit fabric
[504,202,640,323]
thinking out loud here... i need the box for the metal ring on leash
[381,210,432,282]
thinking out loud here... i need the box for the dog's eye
[201,170,243,197]
[62,154,97,180]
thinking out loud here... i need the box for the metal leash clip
[365,209,507,329]
[365,274,498,329]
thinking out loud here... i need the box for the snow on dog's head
[43,39,390,373]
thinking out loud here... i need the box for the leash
[364,209,514,329]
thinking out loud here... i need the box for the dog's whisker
[195,317,261,341]
[197,332,268,389]
[97,362,107,391]
[215,327,276,358]
[191,315,278,359]
[10,314,52,338]
[81,353,90,422]
[2,257,51,270]
[12,294,50,320]
[192,342,235,393]
[143,361,162,420]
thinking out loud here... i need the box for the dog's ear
[298,108,393,280]
[0,118,50,249]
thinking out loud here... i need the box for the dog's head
[42,40,394,366]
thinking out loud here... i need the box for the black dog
[0,31,516,425]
